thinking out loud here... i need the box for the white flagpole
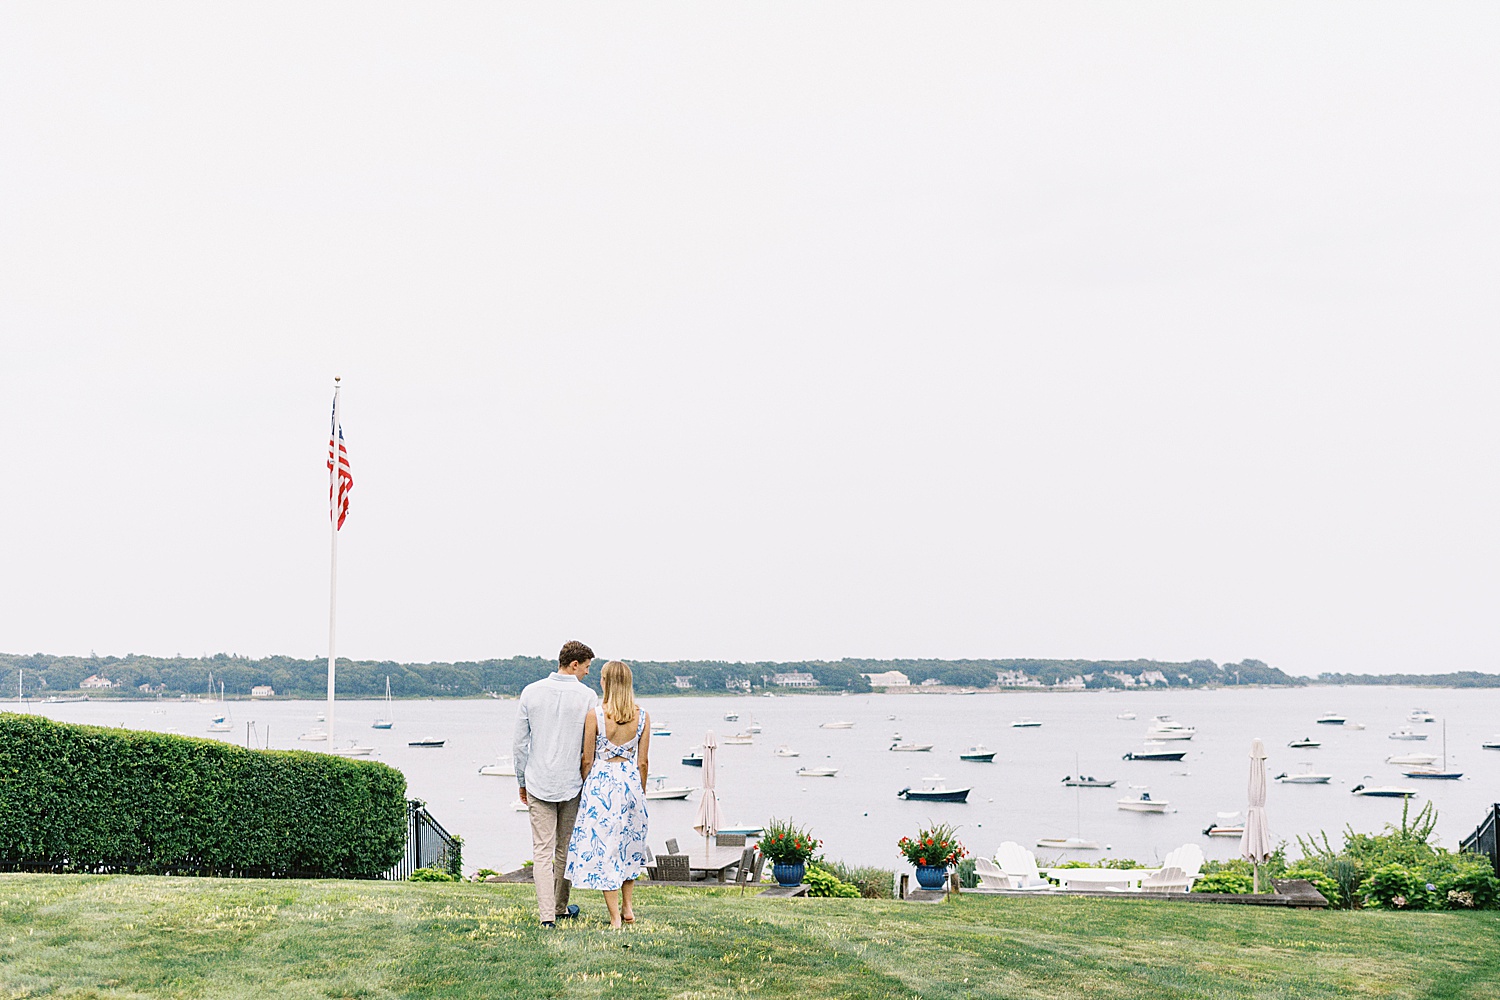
[327,377,341,751]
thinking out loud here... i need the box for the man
[513,640,598,926]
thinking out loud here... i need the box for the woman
[564,660,651,928]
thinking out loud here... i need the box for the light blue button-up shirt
[512,671,598,802]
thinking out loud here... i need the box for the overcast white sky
[2,5,1496,675]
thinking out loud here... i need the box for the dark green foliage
[1318,670,1500,687]
[445,835,464,879]
[1295,801,1500,910]
[408,867,459,882]
[956,857,977,888]
[0,713,406,878]
[1193,872,1254,894]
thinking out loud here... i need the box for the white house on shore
[772,672,818,688]
[861,671,910,688]
[673,675,694,689]
[79,675,114,689]
[1052,675,1086,690]
[250,685,275,698]
[996,670,1044,688]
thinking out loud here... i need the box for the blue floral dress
[565,707,650,890]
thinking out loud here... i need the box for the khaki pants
[527,794,580,922]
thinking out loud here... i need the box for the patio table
[1043,868,1154,891]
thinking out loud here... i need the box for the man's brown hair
[559,640,595,669]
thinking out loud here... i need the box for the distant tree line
[1317,671,1500,688]
[0,651,1322,700]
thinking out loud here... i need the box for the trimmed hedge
[0,713,407,878]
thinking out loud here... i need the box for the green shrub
[409,867,458,882]
[0,713,407,879]
[812,860,895,898]
[803,866,860,897]
[472,868,500,881]
[1192,872,1254,894]
[956,858,977,888]
[1362,863,1433,910]
[1102,857,1148,871]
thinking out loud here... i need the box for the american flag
[328,397,353,529]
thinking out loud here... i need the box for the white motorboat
[1385,752,1438,766]
[1122,746,1187,762]
[1407,709,1435,724]
[960,745,996,762]
[896,776,970,802]
[1351,783,1418,798]
[329,743,375,757]
[889,741,934,752]
[774,745,800,758]
[1204,812,1245,837]
[1117,791,1169,813]
[747,718,763,734]
[645,776,693,801]
[650,726,671,737]
[796,766,839,777]
[1388,728,1428,741]
[722,733,755,746]
[1145,721,1196,740]
[1011,718,1042,728]
[1275,769,1332,784]
[1483,736,1500,750]
[1062,775,1116,787]
[820,721,855,730]
[299,728,329,742]
[1315,714,1346,725]
[408,738,445,748]
[478,757,516,777]
[723,712,740,722]
[1287,737,1322,749]
[1115,712,1137,721]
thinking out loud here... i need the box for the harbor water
[26,685,1500,873]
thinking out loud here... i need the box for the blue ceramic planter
[772,862,806,887]
[915,865,948,890]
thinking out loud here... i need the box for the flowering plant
[761,818,819,865]
[898,822,967,869]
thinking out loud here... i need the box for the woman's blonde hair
[600,660,637,725]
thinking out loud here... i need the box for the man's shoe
[541,921,556,928]
[555,904,581,920]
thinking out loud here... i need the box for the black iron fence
[384,799,462,880]
[1460,803,1499,876]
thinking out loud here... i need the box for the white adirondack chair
[1140,866,1192,893]
[972,857,1013,889]
[995,842,1051,890]
[1159,845,1204,889]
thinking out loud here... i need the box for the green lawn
[1,875,1497,999]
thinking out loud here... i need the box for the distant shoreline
[12,678,1495,705]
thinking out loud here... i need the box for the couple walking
[512,640,652,929]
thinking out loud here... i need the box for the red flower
[919,857,927,866]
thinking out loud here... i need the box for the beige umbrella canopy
[693,729,722,855]
[1240,737,1272,892]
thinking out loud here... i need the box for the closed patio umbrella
[1240,737,1272,892]
[693,729,722,857]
